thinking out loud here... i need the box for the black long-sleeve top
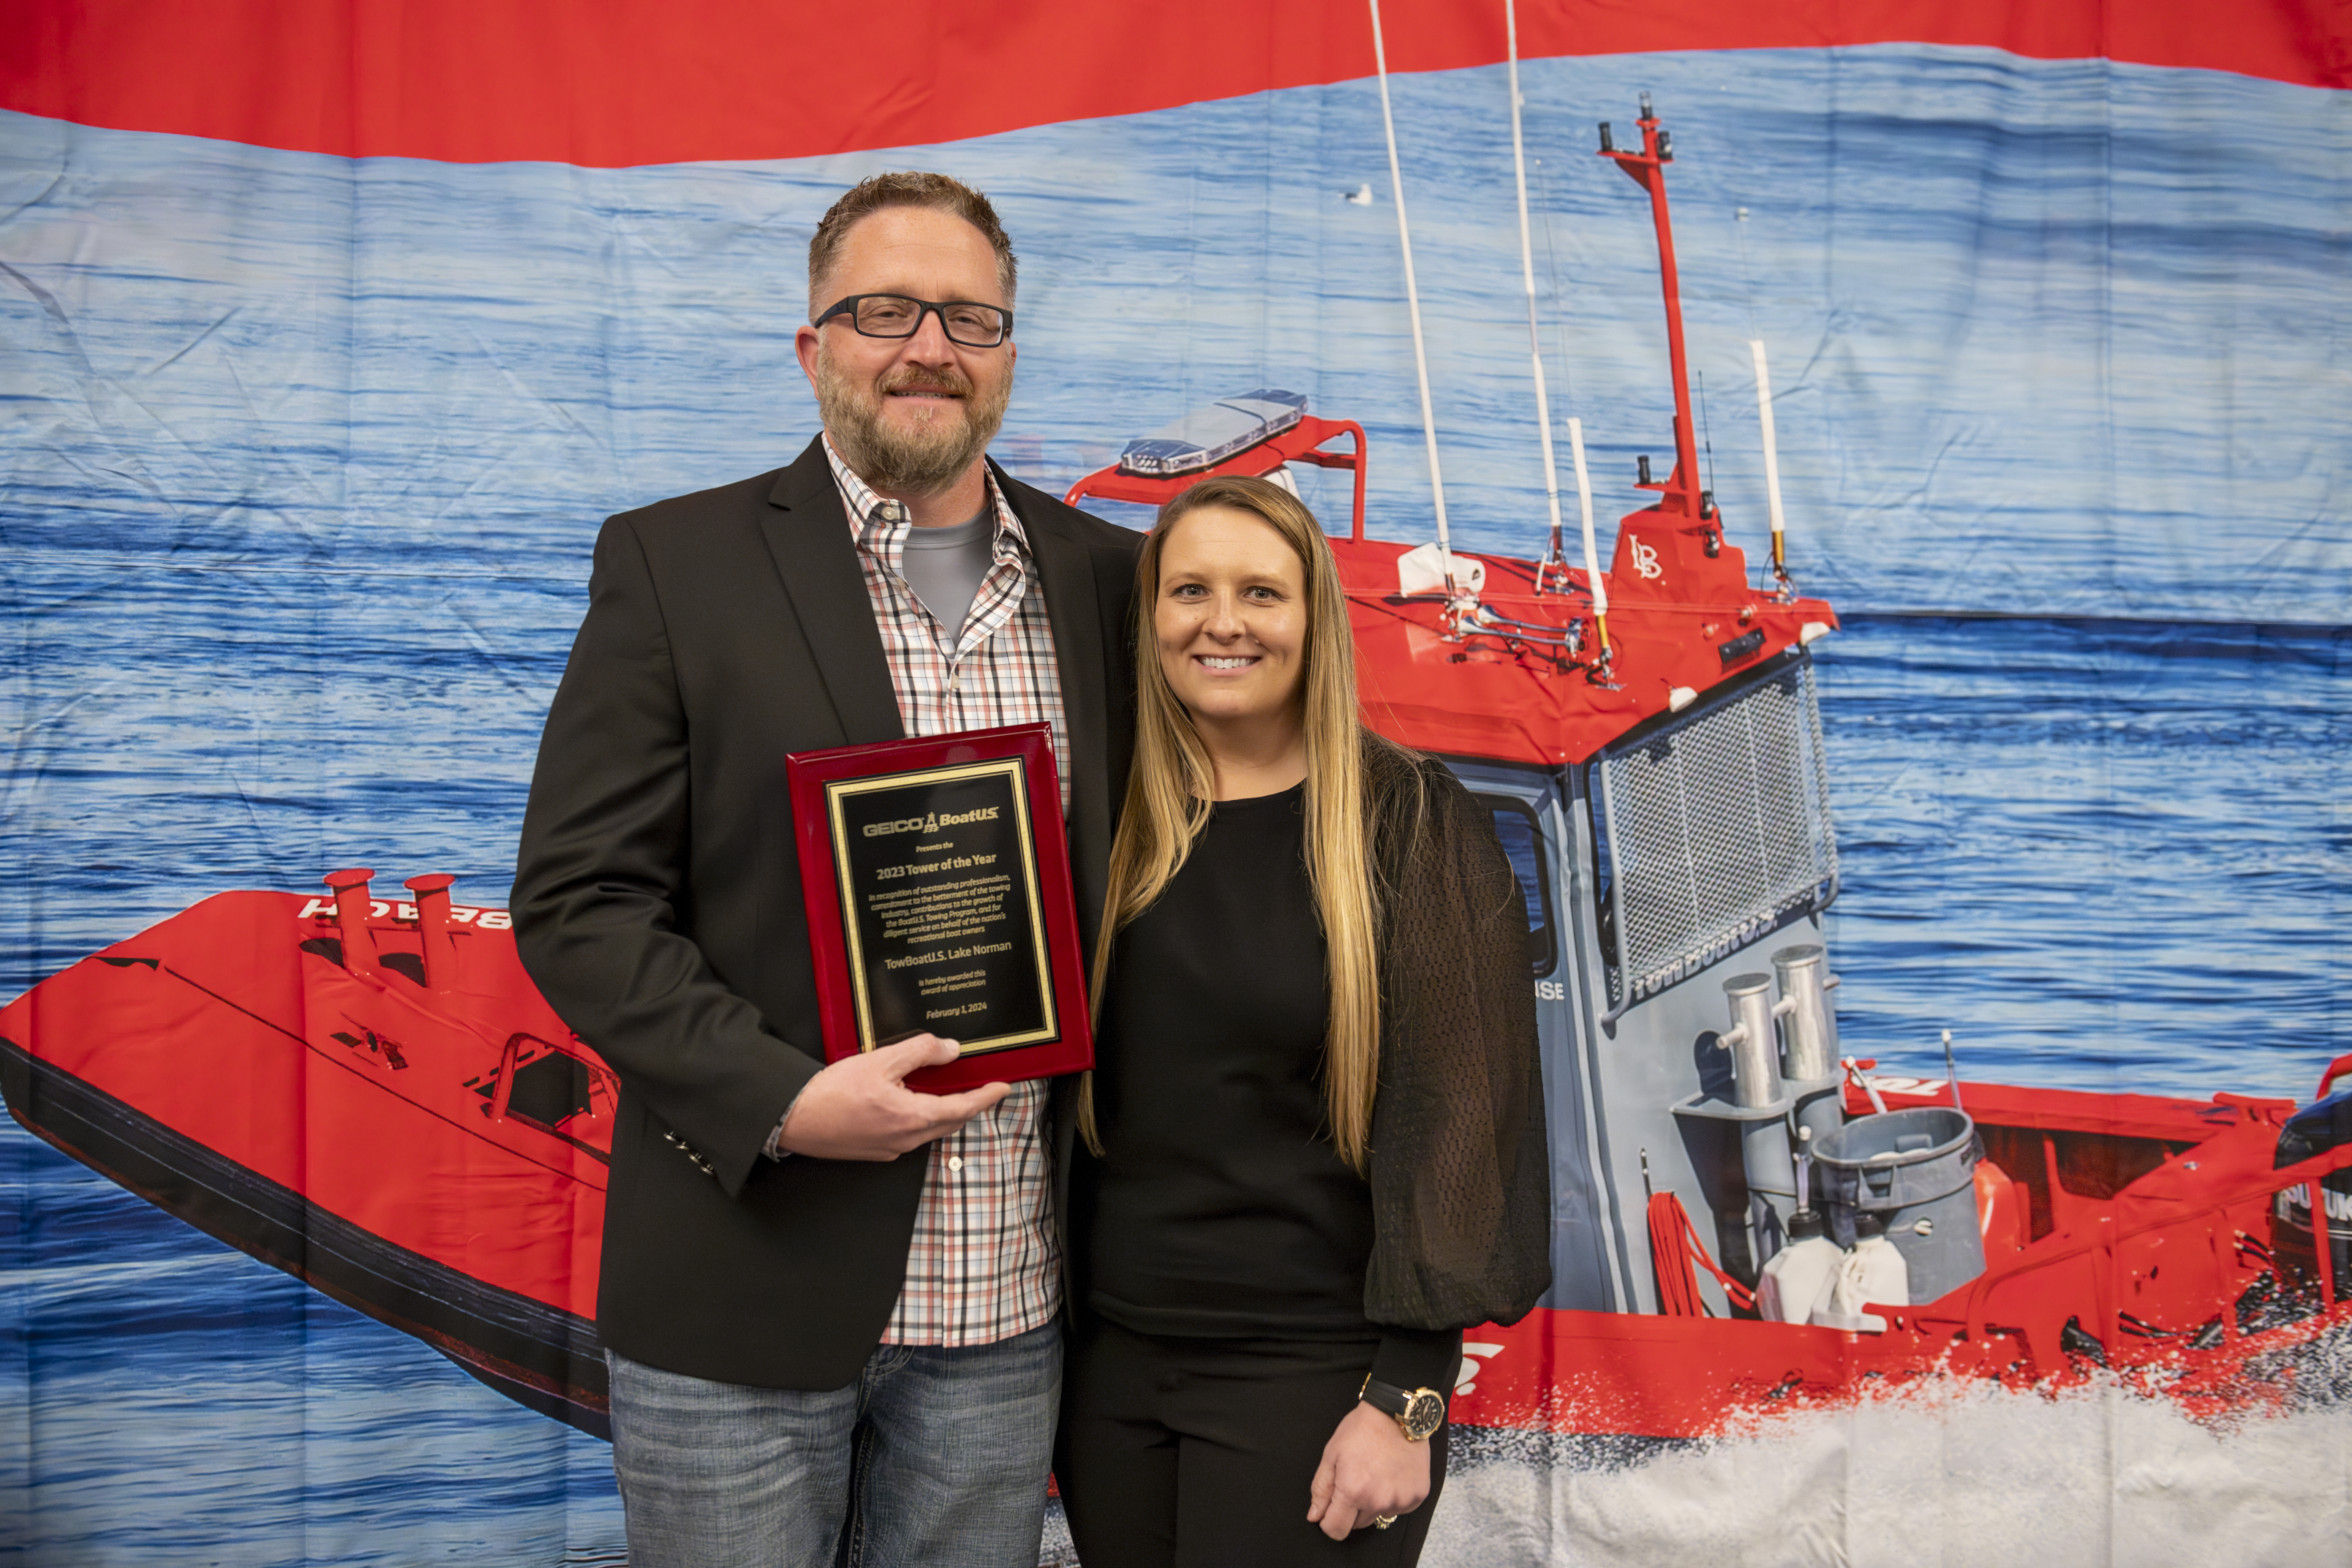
[1073,746,1552,1395]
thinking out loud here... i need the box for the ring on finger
[1374,1515,1398,1530]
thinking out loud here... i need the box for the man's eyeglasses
[813,294,1013,348]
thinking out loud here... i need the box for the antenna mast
[1367,0,1458,596]
[1598,94,1710,539]
[1751,337,1794,592]
[1504,0,1569,590]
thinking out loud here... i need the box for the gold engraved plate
[823,757,1057,1056]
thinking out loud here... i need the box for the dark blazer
[512,435,1141,1391]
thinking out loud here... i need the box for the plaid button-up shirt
[824,436,1064,1348]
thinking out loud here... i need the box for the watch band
[1359,1375,1446,1442]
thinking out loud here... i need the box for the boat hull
[0,888,613,1437]
[1,1034,608,1434]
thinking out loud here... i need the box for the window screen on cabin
[1589,658,1838,1017]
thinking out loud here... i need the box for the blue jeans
[607,1320,1062,1568]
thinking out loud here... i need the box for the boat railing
[309,869,621,1142]
[1063,415,1368,538]
[1907,1137,2352,1375]
[2317,1053,2352,1100]
[485,1031,621,1129]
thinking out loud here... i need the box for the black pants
[1056,1315,1448,1568]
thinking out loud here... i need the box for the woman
[1057,475,1550,1566]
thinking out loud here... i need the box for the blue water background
[1,43,2346,1563]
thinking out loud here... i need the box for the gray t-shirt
[897,506,996,645]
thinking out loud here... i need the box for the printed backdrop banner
[2,2,2347,1563]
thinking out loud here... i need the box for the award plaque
[786,722,1093,1093]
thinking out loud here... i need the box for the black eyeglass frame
[812,293,1015,348]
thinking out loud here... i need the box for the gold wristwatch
[1359,1375,1446,1442]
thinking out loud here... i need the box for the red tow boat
[1069,95,2352,1440]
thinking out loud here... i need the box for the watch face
[1402,1389,1446,1441]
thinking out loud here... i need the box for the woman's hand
[1306,1399,1434,1540]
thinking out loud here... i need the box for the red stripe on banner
[4,0,2345,166]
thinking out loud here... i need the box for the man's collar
[821,433,1028,552]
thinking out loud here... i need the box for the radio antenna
[1505,0,1570,587]
[1367,0,1456,599]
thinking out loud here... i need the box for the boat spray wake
[1427,1326,2352,1568]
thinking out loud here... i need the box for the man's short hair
[807,172,1018,316]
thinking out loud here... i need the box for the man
[513,171,1142,1567]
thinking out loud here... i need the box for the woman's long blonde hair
[1081,474,1389,1171]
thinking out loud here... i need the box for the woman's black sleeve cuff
[1369,1325,1463,1398]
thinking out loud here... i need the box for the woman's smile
[1154,504,1308,728]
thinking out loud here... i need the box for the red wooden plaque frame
[786,722,1093,1094]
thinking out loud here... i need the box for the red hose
[1649,1190,1757,1317]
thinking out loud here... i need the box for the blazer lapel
[759,437,905,748]
[1000,462,1119,959]
[758,443,1126,951]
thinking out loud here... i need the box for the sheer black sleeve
[1363,751,1553,1331]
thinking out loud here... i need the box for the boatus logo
[863,806,1001,838]
[2276,1181,2352,1230]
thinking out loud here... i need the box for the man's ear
[793,324,822,390]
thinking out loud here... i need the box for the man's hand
[1305,1398,1433,1540]
[774,1035,1012,1161]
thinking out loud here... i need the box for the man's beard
[814,352,1011,495]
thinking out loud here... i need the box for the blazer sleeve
[512,514,819,1197]
[1364,760,1554,1331]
